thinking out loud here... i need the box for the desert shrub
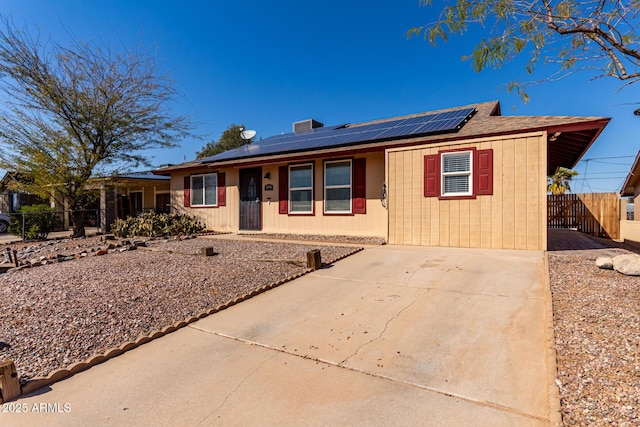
[9,204,63,240]
[110,212,205,237]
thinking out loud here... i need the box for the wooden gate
[548,193,620,239]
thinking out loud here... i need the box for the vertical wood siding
[387,134,546,250]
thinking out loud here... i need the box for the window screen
[441,151,472,196]
[191,173,218,206]
[325,160,352,213]
[289,164,313,213]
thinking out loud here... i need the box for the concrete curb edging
[543,252,563,426]
[17,246,364,397]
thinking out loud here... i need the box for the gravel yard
[549,245,639,426]
[3,230,639,426]
[0,236,357,384]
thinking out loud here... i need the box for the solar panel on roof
[199,107,476,163]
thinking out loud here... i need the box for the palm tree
[548,168,579,195]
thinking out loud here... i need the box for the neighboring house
[0,172,46,213]
[0,170,170,232]
[88,171,171,232]
[154,100,609,250]
[620,150,640,244]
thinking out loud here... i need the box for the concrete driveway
[2,245,556,426]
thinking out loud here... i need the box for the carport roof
[154,101,609,176]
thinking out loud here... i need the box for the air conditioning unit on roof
[293,119,323,133]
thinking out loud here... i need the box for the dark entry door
[155,193,171,214]
[240,167,262,231]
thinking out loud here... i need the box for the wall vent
[293,119,323,133]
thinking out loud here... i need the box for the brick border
[17,246,364,397]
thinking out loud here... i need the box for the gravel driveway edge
[16,246,364,398]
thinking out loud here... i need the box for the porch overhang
[545,119,610,175]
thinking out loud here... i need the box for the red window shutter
[352,158,366,214]
[278,166,288,214]
[474,149,493,195]
[217,172,226,206]
[423,154,439,197]
[183,176,191,207]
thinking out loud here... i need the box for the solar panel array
[200,107,476,163]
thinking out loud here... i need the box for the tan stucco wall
[173,152,388,238]
[262,152,387,237]
[172,169,239,232]
[621,220,640,245]
[386,132,547,250]
[124,182,170,211]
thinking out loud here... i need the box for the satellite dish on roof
[240,129,256,141]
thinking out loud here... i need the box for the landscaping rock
[0,238,357,385]
[595,256,614,269]
[95,249,108,256]
[612,254,640,276]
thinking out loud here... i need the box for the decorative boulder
[595,257,614,270]
[612,254,640,276]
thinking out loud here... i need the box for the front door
[239,167,262,231]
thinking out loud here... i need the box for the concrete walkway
[2,245,555,426]
[547,228,633,257]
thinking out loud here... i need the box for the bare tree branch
[411,0,640,104]
[0,17,193,237]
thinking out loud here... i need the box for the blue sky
[3,0,638,192]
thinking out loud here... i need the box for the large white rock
[595,256,614,270]
[612,254,640,276]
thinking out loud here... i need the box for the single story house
[0,170,170,232]
[88,171,171,232]
[620,150,640,244]
[0,172,47,213]
[154,100,609,250]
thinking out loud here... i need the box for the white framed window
[289,164,313,213]
[441,151,472,197]
[324,159,352,213]
[191,173,218,206]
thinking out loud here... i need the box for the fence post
[0,360,21,403]
[306,250,322,270]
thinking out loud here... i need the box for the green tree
[0,18,191,237]
[409,1,640,102]
[548,167,579,194]
[196,124,253,159]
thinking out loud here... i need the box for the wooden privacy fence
[548,193,620,239]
